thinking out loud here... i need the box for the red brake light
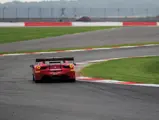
[63,64,74,69]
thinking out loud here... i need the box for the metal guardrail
[1,17,159,22]
[0,7,159,22]
[0,8,158,18]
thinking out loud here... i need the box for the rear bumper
[42,75,73,80]
[34,71,75,81]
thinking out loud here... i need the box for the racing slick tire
[32,74,41,83]
[69,78,76,83]
[32,74,35,81]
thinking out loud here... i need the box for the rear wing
[35,57,74,62]
[30,57,76,68]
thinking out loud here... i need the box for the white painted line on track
[0,44,158,57]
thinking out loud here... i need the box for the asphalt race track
[0,27,159,120]
[0,27,159,52]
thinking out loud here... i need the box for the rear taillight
[63,64,74,69]
[69,64,74,69]
[35,65,41,71]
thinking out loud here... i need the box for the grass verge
[80,56,159,84]
[0,26,118,44]
[0,42,159,54]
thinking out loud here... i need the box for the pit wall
[0,22,159,27]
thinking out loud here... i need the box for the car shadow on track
[30,79,76,84]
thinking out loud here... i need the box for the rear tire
[32,74,35,81]
[32,74,41,83]
[69,78,76,83]
[35,80,41,83]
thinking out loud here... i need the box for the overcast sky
[0,0,159,8]
[0,0,158,17]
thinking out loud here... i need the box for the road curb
[0,44,158,57]
[77,55,159,88]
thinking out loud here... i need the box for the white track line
[0,44,158,57]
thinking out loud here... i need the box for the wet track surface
[0,46,159,120]
[0,27,159,52]
[0,27,159,120]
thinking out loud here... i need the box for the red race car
[30,57,76,83]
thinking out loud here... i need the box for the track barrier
[0,22,159,27]
[123,22,157,26]
[24,22,72,27]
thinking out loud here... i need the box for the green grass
[0,41,159,54]
[80,56,159,84]
[0,26,118,44]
